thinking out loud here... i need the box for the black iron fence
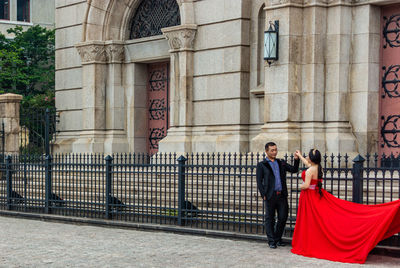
[0,152,399,245]
[19,107,58,155]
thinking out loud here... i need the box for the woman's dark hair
[309,149,323,197]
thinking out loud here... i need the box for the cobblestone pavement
[0,216,398,268]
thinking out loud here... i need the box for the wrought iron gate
[380,5,400,165]
[147,62,169,155]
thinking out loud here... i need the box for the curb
[0,210,398,258]
[0,210,271,242]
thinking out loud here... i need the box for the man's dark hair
[265,142,276,151]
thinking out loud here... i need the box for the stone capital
[105,41,125,64]
[0,93,23,103]
[76,41,107,64]
[162,24,197,52]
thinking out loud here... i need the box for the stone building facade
[0,0,55,37]
[55,0,400,156]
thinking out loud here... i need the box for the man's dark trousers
[256,158,299,245]
[264,192,288,245]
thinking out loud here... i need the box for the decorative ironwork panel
[147,62,169,155]
[380,6,400,159]
[149,127,166,150]
[149,99,166,120]
[381,115,400,148]
[382,65,400,98]
[149,68,168,91]
[383,14,400,48]
[130,0,181,39]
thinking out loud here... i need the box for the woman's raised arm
[295,150,311,167]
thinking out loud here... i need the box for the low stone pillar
[0,93,23,155]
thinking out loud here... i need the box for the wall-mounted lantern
[264,20,279,66]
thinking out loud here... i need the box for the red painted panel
[147,62,169,155]
[379,5,400,157]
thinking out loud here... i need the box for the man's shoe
[276,241,286,247]
[269,243,277,249]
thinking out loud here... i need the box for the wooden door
[380,5,400,160]
[147,62,169,155]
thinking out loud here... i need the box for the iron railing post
[177,155,187,226]
[105,155,113,220]
[352,155,365,204]
[45,154,52,214]
[1,121,4,163]
[6,155,12,210]
[45,108,50,156]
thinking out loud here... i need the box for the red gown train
[291,170,400,264]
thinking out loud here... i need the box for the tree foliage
[0,25,55,108]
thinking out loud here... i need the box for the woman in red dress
[291,149,400,264]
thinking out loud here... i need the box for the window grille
[130,0,180,39]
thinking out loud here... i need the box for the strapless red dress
[291,170,400,263]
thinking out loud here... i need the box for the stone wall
[250,0,389,155]
[54,0,86,152]
[55,0,396,155]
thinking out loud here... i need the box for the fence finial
[105,155,113,161]
[177,155,187,162]
[353,154,365,163]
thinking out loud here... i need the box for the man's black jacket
[256,158,300,200]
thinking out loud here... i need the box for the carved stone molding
[265,0,357,8]
[268,0,303,6]
[76,41,107,64]
[268,0,353,5]
[105,42,125,63]
[176,0,196,5]
[162,24,197,52]
[324,0,353,5]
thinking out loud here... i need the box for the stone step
[4,172,399,187]
[2,181,398,199]
[3,187,396,213]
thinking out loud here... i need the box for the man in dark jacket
[256,142,299,248]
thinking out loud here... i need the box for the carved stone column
[74,41,108,153]
[300,3,327,152]
[324,4,357,154]
[0,93,23,155]
[159,24,197,153]
[104,41,129,153]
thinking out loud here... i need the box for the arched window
[130,0,181,39]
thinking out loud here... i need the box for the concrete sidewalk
[0,216,398,268]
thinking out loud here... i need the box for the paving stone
[0,216,398,268]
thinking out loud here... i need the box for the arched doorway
[62,0,196,154]
[129,0,180,155]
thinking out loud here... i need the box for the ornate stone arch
[82,0,194,42]
[76,0,197,153]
